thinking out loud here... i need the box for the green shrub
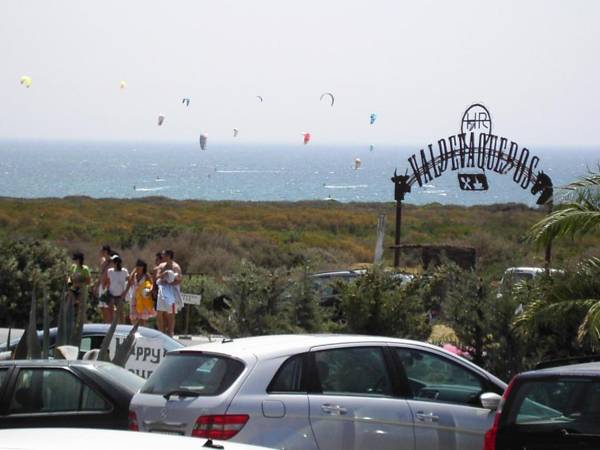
[0,239,69,328]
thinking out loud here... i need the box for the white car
[497,267,564,299]
[130,334,507,450]
[0,428,275,450]
[0,324,184,379]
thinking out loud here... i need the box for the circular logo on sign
[460,103,492,137]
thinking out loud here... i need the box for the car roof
[2,324,184,350]
[0,428,275,450]
[310,270,362,277]
[519,361,600,379]
[176,333,506,384]
[0,359,114,369]
[504,267,545,274]
[80,324,174,339]
[182,334,429,356]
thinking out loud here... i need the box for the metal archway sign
[391,103,554,267]
[404,103,553,205]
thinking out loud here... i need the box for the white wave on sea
[324,184,369,189]
[215,169,283,174]
[134,186,168,192]
[423,189,448,196]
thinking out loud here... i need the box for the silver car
[130,334,506,450]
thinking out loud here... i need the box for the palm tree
[516,170,600,350]
[513,257,600,350]
[528,171,600,246]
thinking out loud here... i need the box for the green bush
[0,239,69,328]
[338,268,431,340]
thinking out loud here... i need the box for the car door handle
[415,411,439,423]
[321,404,348,415]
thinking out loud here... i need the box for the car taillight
[192,414,249,440]
[128,410,139,431]
[483,412,500,450]
[483,378,516,450]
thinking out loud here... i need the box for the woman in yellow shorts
[127,259,156,326]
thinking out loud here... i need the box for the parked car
[130,334,506,450]
[0,359,143,429]
[483,361,600,450]
[497,267,563,299]
[0,428,277,450]
[309,270,365,306]
[310,269,413,308]
[0,324,184,378]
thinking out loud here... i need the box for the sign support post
[544,200,554,273]
[391,170,411,268]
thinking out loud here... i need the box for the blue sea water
[0,140,597,205]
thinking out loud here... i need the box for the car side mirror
[480,392,502,410]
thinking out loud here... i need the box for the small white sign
[181,293,202,305]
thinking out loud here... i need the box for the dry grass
[1,197,598,277]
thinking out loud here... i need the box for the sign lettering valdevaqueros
[407,131,540,190]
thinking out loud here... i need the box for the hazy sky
[1,0,599,146]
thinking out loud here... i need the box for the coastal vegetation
[0,197,598,276]
[2,177,600,381]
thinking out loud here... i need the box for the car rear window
[94,362,145,393]
[141,353,244,396]
[505,377,600,434]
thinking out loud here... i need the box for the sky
[1,0,599,146]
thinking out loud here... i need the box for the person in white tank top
[103,255,129,324]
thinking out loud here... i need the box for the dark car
[484,362,600,450]
[0,360,144,429]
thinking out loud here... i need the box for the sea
[0,140,597,206]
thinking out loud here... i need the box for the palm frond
[565,171,600,190]
[577,300,600,348]
[556,170,600,204]
[527,203,600,246]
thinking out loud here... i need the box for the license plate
[150,430,184,436]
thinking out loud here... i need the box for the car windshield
[141,352,244,396]
[94,362,145,392]
[507,377,600,435]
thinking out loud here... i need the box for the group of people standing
[68,246,184,337]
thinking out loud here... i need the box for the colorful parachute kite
[119,80,127,90]
[354,158,362,170]
[320,92,335,107]
[182,98,190,106]
[303,132,311,145]
[370,113,377,125]
[256,95,264,102]
[157,114,165,126]
[19,76,32,88]
[233,128,239,137]
[199,133,208,150]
